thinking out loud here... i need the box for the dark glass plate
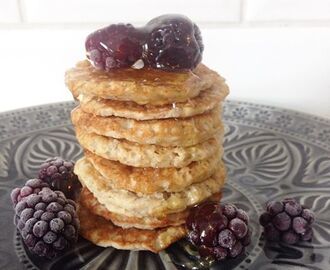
[0,100,329,270]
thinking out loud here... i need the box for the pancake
[66,60,221,105]
[77,81,229,120]
[85,150,223,194]
[75,158,226,218]
[78,205,186,252]
[75,129,222,168]
[71,106,222,147]
[80,187,221,230]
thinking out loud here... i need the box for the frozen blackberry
[85,23,144,70]
[11,178,49,206]
[38,157,81,199]
[187,202,251,261]
[13,187,79,258]
[145,14,203,71]
[259,198,315,244]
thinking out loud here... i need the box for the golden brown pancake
[71,106,222,147]
[80,187,221,230]
[85,150,222,194]
[78,204,186,252]
[66,60,221,105]
[80,187,222,230]
[75,158,226,218]
[75,129,222,168]
[77,82,229,120]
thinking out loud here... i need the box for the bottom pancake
[78,204,186,253]
[80,187,222,230]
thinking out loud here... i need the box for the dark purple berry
[50,218,65,233]
[24,218,38,233]
[26,194,41,208]
[198,245,214,258]
[12,188,79,258]
[229,241,243,258]
[273,212,291,231]
[236,209,249,224]
[284,200,302,217]
[301,228,313,241]
[57,211,72,224]
[218,229,236,249]
[242,229,252,246]
[38,157,81,200]
[41,212,55,222]
[85,24,143,70]
[145,14,203,71]
[267,201,284,215]
[302,209,315,224]
[222,203,237,220]
[33,210,44,219]
[264,223,280,241]
[259,212,271,227]
[33,221,49,237]
[281,230,299,244]
[292,217,308,234]
[20,208,34,223]
[43,231,58,244]
[186,202,250,261]
[229,218,248,239]
[213,247,227,260]
[259,198,315,244]
[53,236,68,251]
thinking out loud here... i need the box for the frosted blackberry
[187,202,251,261]
[85,23,143,70]
[11,179,49,206]
[145,14,203,71]
[13,188,79,258]
[259,198,315,244]
[38,157,81,199]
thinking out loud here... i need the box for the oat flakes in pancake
[66,60,220,105]
[75,129,222,168]
[85,150,222,194]
[80,187,221,230]
[78,205,186,252]
[71,106,222,147]
[77,81,229,120]
[75,158,226,218]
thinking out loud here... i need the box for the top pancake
[65,60,221,105]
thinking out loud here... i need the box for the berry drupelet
[14,187,79,258]
[259,198,315,244]
[187,202,251,261]
[11,178,49,206]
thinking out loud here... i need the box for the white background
[0,0,329,118]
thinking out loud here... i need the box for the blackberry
[145,14,203,71]
[85,14,203,72]
[38,157,81,199]
[11,179,49,206]
[85,23,144,70]
[13,187,79,258]
[187,202,251,261]
[259,198,315,244]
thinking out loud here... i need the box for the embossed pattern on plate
[0,100,329,270]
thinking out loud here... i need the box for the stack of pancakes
[65,60,229,252]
